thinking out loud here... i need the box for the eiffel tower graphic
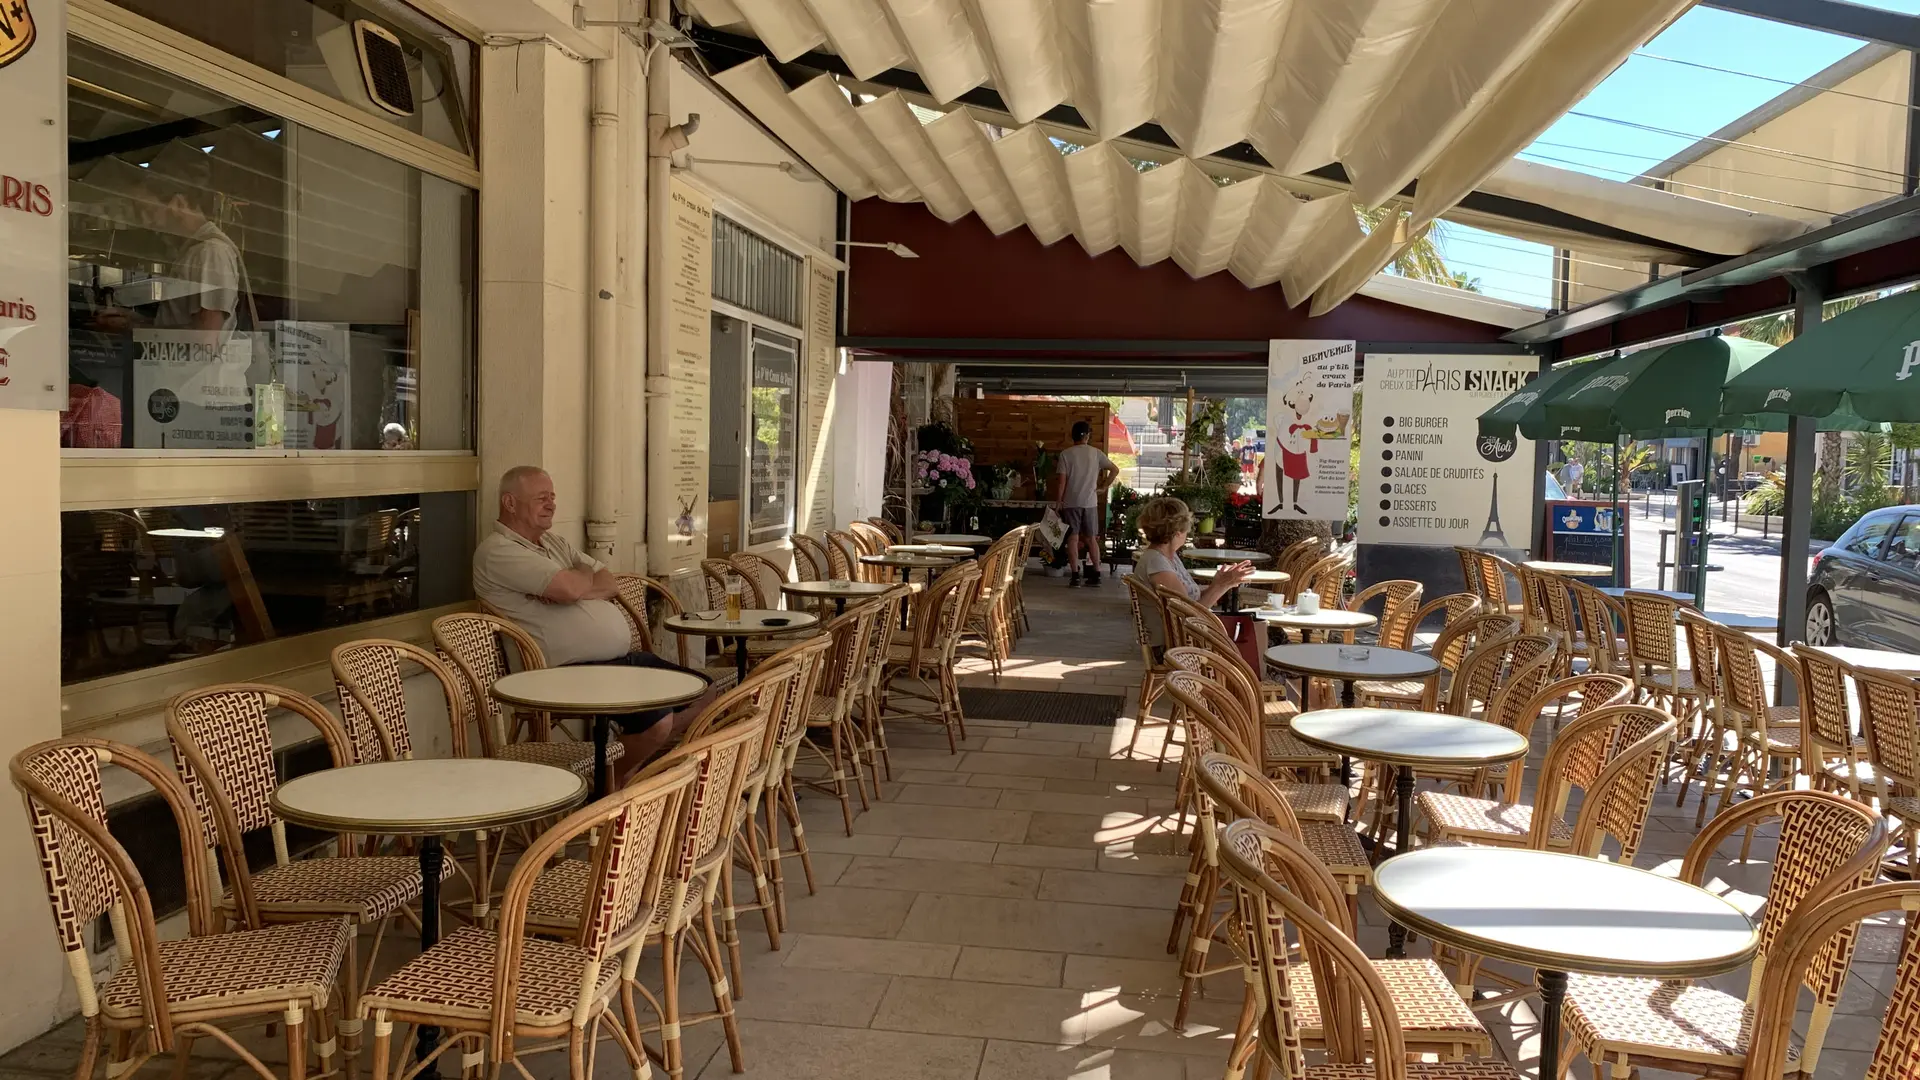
[1478,474,1507,546]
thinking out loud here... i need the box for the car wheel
[1805,590,1835,647]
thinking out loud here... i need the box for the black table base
[1538,968,1568,1077]
[1386,765,1417,958]
[414,836,444,1069]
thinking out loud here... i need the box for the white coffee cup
[1264,593,1285,610]
[1298,592,1320,615]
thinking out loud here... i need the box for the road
[1622,491,1825,620]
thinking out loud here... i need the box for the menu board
[0,0,65,411]
[1358,353,1539,548]
[801,260,836,534]
[1263,340,1354,522]
[648,179,712,575]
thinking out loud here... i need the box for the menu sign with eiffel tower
[1357,353,1539,548]
[0,0,61,411]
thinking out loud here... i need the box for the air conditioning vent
[353,20,415,117]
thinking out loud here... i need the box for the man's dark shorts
[1060,506,1100,538]
[565,650,710,731]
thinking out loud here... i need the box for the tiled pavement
[2,569,1905,1080]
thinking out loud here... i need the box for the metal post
[1778,274,1824,655]
[1610,437,1622,587]
[1696,429,1713,609]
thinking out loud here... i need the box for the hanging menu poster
[801,260,836,535]
[649,178,712,576]
[0,0,65,411]
[1358,353,1539,548]
[1263,340,1354,522]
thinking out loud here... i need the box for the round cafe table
[1800,643,1920,676]
[861,553,958,627]
[1703,610,1777,632]
[272,759,588,1067]
[1289,708,1528,956]
[779,578,893,616]
[1253,606,1375,641]
[664,609,820,684]
[491,666,708,798]
[1599,586,1693,603]
[1373,847,1758,1076]
[1192,567,1290,612]
[888,543,976,557]
[914,532,991,545]
[1183,547,1273,565]
[1265,643,1436,711]
[1523,559,1612,577]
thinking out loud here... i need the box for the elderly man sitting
[473,465,712,768]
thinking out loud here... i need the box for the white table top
[1193,567,1291,585]
[1253,607,1376,631]
[1372,847,1757,978]
[1703,611,1777,631]
[1182,548,1273,564]
[915,533,991,544]
[780,579,895,598]
[1265,643,1438,681]
[491,666,709,713]
[1524,560,1612,577]
[1289,708,1529,768]
[1801,644,1920,675]
[93,586,192,606]
[1599,587,1694,603]
[272,759,587,835]
[664,610,820,638]
[889,543,976,557]
[861,553,958,569]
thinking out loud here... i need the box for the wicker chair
[1164,641,1345,821]
[1619,589,1702,722]
[1792,645,1869,797]
[1740,881,1920,1080]
[1454,545,1483,601]
[962,528,1024,676]
[1121,574,1180,767]
[1669,608,1722,812]
[1198,806,1493,1062]
[1215,819,1524,1080]
[1476,550,1522,616]
[1295,549,1354,616]
[727,550,791,610]
[12,739,352,1080]
[698,559,735,610]
[792,606,881,835]
[853,587,913,784]
[1510,561,1551,634]
[611,572,738,691]
[848,520,891,556]
[1273,535,1328,604]
[1348,579,1423,648]
[867,516,903,543]
[429,615,622,790]
[1567,579,1629,677]
[1698,626,1803,832]
[1561,790,1889,1080]
[166,684,445,1049]
[364,760,695,1080]
[790,533,832,582]
[823,530,863,581]
[1006,524,1038,637]
[523,716,767,1080]
[879,563,982,753]
[1846,663,1920,880]
[1355,594,1486,709]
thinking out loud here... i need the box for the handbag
[1036,507,1068,550]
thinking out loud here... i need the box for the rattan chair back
[790,533,831,582]
[491,760,694,1059]
[611,572,692,666]
[1445,631,1519,718]
[1740,881,1920,1080]
[1170,628,1264,734]
[1454,546,1482,600]
[726,551,790,609]
[1408,592,1482,650]
[1848,665,1920,802]
[1271,536,1326,602]
[1794,646,1861,791]
[1160,589,1226,647]
[1122,572,1172,657]
[165,685,356,927]
[11,739,219,1044]
[1481,633,1562,735]
[1621,589,1687,694]
[848,520,890,555]
[1511,561,1551,632]
[1298,549,1353,611]
[699,559,736,608]
[868,517,904,543]
[1478,550,1517,612]
[331,639,470,762]
[1349,579,1423,649]
[431,612,547,758]
[1679,608,1721,706]
[1683,790,1888,1011]
[1431,611,1518,679]
[1713,624,1794,737]
[1534,704,1676,860]
[823,531,860,580]
[1162,669,1259,763]
[1568,579,1628,674]
[1217,818,1417,1073]
[905,563,983,670]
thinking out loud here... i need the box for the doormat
[959,687,1124,727]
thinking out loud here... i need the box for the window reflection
[65,39,474,451]
[749,328,798,542]
[61,492,473,683]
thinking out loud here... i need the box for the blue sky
[1435,2,1920,307]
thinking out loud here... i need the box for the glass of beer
[725,578,743,622]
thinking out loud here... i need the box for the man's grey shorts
[1060,506,1100,537]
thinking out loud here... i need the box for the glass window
[708,314,745,503]
[1884,516,1920,570]
[712,215,803,327]
[61,491,473,684]
[1843,515,1895,558]
[748,328,799,543]
[105,0,472,152]
[65,38,475,451]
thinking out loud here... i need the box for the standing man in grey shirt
[1052,420,1119,586]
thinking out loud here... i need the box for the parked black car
[1805,505,1920,648]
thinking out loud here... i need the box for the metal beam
[1702,0,1920,50]
[1776,272,1824,663]
[688,27,1715,264]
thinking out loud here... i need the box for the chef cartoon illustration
[1278,378,1317,515]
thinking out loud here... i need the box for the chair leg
[369,1014,391,1080]
[779,774,817,895]
[716,860,746,998]
[1172,866,1218,1031]
[742,809,780,954]
[1126,672,1156,760]
[696,906,746,1075]
[72,1017,102,1080]
[658,932,684,1080]
[761,790,788,931]
[1168,828,1204,954]
[285,1006,308,1080]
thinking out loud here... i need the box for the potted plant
[982,461,1019,501]
[915,449,977,526]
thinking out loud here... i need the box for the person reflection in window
[145,155,243,339]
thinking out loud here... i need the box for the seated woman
[1130,497,1257,661]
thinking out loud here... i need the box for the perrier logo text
[0,0,35,70]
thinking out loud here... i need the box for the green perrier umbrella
[1722,288,1920,422]
[1476,361,1592,443]
[1547,336,1786,438]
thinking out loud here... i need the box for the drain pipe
[643,0,674,574]
[585,55,620,562]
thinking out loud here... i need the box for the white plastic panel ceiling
[702,0,1698,314]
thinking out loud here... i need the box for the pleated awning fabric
[693,0,1751,316]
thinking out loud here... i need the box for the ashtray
[1337,646,1370,662]
[763,617,791,627]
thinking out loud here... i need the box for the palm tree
[1361,207,1459,286]
[1726,296,1876,504]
